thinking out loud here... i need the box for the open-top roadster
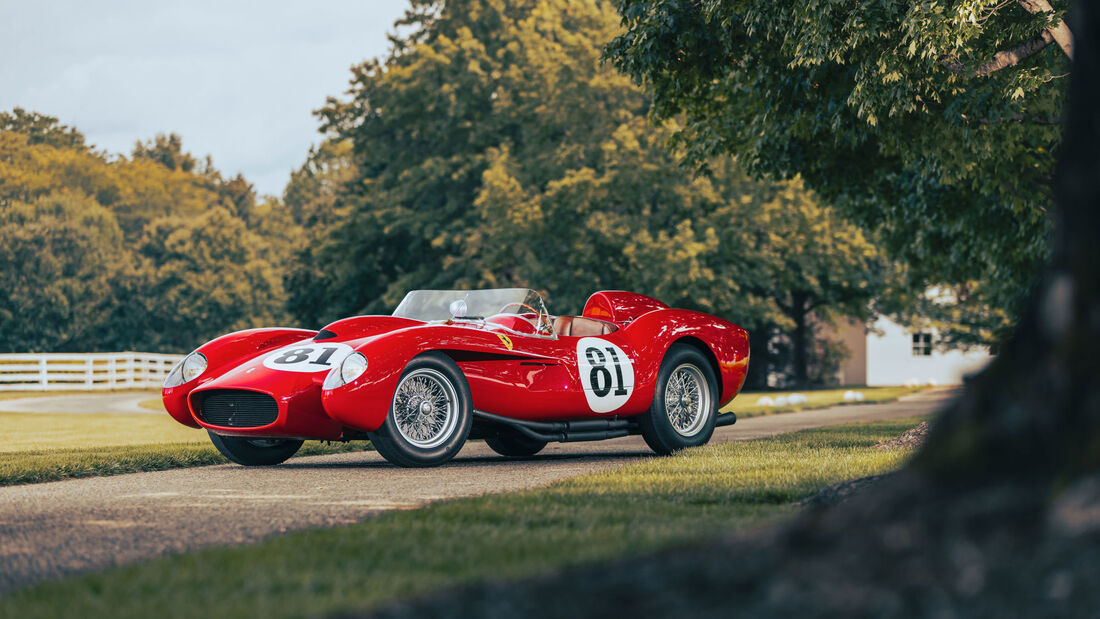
[162,289,749,467]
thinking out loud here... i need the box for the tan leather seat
[552,316,617,337]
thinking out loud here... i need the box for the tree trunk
[744,324,772,390]
[914,0,1098,482]
[788,293,810,389]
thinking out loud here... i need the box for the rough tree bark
[355,3,1100,618]
[1019,0,1075,58]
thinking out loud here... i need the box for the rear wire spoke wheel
[663,364,711,437]
[207,431,304,466]
[370,353,472,467]
[639,343,719,455]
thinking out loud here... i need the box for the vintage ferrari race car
[162,288,750,467]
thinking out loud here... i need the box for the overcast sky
[0,0,409,196]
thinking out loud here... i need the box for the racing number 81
[274,347,339,366]
[585,346,628,397]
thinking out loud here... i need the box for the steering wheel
[497,302,553,334]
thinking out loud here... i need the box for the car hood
[313,315,425,343]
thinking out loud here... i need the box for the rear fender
[619,310,749,408]
[582,291,669,326]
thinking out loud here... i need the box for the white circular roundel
[576,337,635,414]
[262,339,354,373]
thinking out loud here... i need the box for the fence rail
[0,353,183,391]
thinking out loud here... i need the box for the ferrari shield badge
[496,333,514,350]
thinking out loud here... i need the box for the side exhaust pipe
[473,410,633,443]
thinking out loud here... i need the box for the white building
[835,317,993,386]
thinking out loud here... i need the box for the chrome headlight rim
[324,352,368,390]
[340,352,368,385]
[164,352,207,388]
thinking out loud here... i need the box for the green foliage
[728,385,925,418]
[287,0,890,384]
[0,108,86,151]
[0,192,129,352]
[606,0,1071,344]
[0,117,296,353]
[129,207,290,351]
[282,139,357,226]
[132,133,199,173]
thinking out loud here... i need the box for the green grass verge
[0,441,369,487]
[0,407,368,485]
[1,411,206,452]
[0,417,924,619]
[725,385,927,418]
[138,397,165,411]
[0,389,157,402]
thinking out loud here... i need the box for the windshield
[393,288,551,322]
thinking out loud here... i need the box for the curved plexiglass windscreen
[392,288,550,322]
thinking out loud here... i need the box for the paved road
[0,392,159,415]
[0,389,955,594]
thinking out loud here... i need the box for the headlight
[324,352,367,390]
[182,353,207,382]
[164,352,207,388]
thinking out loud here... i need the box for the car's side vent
[196,390,278,428]
[314,329,338,341]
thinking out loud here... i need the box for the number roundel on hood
[262,340,354,373]
[576,337,635,413]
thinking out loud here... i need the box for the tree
[127,207,290,352]
[288,0,889,387]
[606,0,1072,345]
[283,139,357,226]
[0,118,297,352]
[0,192,129,352]
[132,133,199,173]
[0,108,87,151]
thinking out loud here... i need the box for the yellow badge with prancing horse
[496,333,513,350]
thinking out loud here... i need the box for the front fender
[162,327,317,428]
[321,324,548,432]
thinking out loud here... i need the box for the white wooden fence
[0,353,183,391]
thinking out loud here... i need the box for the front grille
[196,390,278,428]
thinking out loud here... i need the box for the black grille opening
[196,390,279,428]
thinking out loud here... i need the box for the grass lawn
[0,417,924,619]
[138,397,165,411]
[0,389,157,402]
[0,411,367,486]
[1,410,205,452]
[725,385,926,418]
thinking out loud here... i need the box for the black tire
[369,353,473,467]
[639,343,719,455]
[207,431,304,466]
[485,432,547,458]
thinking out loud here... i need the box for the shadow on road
[278,450,653,470]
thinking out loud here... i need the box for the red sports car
[162,289,750,467]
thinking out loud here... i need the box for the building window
[912,332,932,357]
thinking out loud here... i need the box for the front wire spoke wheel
[392,368,459,449]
